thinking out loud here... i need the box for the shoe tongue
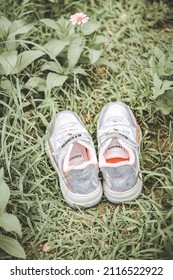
[104,138,129,160]
[69,141,87,166]
[63,140,93,172]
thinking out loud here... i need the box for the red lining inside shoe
[106,157,129,163]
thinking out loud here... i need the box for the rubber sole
[103,176,142,204]
[45,141,103,209]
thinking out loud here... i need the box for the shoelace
[53,122,92,157]
[56,122,80,138]
[98,117,138,148]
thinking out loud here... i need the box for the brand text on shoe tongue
[62,134,82,148]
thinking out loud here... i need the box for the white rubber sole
[103,176,142,204]
[45,141,103,208]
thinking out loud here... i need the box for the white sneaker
[46,111,102,208]
[97,102,142,203]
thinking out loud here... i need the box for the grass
[0,0,173,260]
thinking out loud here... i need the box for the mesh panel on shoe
[64,164,99,195]
[101,165,138,192]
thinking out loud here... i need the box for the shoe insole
[69,142,88,166]
[104,138,129,163]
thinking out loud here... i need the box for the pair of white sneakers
[45,102,142,208]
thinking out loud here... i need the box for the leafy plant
[149,47,173,114]
[0,168,26,259]
[0,14,115,93]
[0,16,45,76]
[40,16,115,92]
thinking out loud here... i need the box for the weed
[0,168,25,259]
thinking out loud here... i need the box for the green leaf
[153,74,173,98]
[0,168,10,213]
[73,67,88,76]
[0,77,14,92]
[0,16,11,37]
[8,20,35,38]
[6,39,18,52]
[0,51,17,75]
[161,80,173,93]
[165,61,173,76]
[24,77,46,91]
[57,17,75,39]
[46,72,68,91]
[41,61,62,74]
[81,21,101,36]
[68,36,85,69]
[158,52,166,71]
[153,73,162,87]
[0,65,4,75]
[156,90,173,115]
[14,50,44,73]
[88,49,102,64]
[44,39,69,57]
[0,233,26,259]
[40,18,59,30]
[94,35,108,44]
[148,56,156,76]
[0,213,22,237]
